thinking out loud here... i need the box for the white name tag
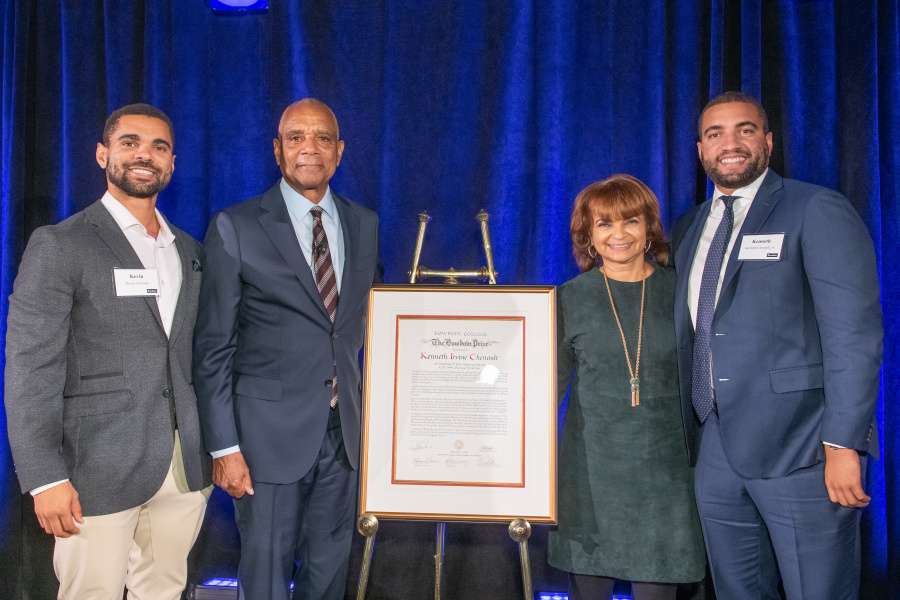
[737,233,784,261]
[113,268,160,297]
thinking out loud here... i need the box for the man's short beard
[703,146,769,190]
[107,164,169,198]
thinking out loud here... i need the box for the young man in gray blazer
[4,103,212,599]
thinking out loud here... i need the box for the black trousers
[569,573,677,600]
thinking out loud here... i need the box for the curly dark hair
[569,174,670,272]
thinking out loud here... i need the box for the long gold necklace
[602,269,646,407]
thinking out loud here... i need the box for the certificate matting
[392,315,526,487]
[360,285,557,523]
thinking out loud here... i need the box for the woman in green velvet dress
[548,175,705,600]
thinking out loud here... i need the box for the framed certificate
[359,285,557,523]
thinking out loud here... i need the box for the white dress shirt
[210,181,345,459]
[32,193,183,495]
[101,192,183,336]
[687,169,768,327]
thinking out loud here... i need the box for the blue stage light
[536,594,632,600]
[199,578,294,590]
[198,583,631,599]
[201,578,238,587]
[209,0,268,13]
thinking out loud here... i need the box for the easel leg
[508,518,533,600]
[434,521,446,600]
[356,514,379,600]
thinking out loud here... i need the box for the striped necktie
[311,206,339,408]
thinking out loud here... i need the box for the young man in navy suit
[672,91,882,599]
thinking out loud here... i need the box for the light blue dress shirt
[280,178,345,293]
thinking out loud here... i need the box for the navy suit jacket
[193,184,379,484]
[672,171,882,479]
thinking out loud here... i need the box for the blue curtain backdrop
[1,1,898,598]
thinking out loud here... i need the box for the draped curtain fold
[1,1,897,597]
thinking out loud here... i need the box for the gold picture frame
[359,284,557,524]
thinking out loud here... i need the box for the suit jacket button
[162,387,173,398]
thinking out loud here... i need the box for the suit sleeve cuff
[211,445,241,458]
[30,479,69,496]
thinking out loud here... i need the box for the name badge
[113,268,160,297]
[737,233,784,261]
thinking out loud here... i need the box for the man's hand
[34,481,83,538]
[213,452,255,499]
[824,446,870,508]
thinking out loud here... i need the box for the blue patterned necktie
[691,195,737,423]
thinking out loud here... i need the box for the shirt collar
[279,178,337,219]
[100,191,176,246]
[712,168,769,208]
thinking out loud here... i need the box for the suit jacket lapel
[84,200,165,334]
[257,184,331,322]
[674,202,710,340]
[718,170,784,298]
[334,194,360,327]
[167,229,195,345]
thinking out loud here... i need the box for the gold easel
[408,210,497,284]
[355,210,534,600]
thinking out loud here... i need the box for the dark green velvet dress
[548,267,705,583]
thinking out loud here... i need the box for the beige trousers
[53,434,211,600]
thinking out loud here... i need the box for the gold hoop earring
[588,246,597,259]
[645,240,652,253]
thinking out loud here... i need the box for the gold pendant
[630,377,640,407]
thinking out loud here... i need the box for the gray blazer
[4,200,212,516]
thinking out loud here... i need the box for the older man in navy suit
[672,91,882,599]
[194,98,379,600]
